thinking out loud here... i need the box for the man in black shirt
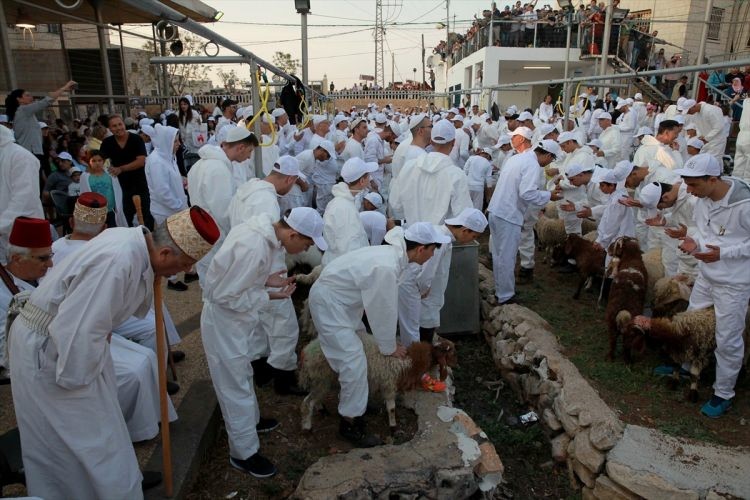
[100,115,153,229]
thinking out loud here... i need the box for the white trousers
[688,277,750,400]
[309,286,368,418]
[489,214,522,303]
[398,264,421,347]
[469,190,484,210]
[519,209,539,269]
[635,218,650,252]
[420,248,453,329]
[201,301,261,459]
[257,297,299,370]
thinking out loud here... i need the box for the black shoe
[419,327,436,343]
[230,453,277,478]
[273,368,308,396]
[0,368,9,385]
[518,267,534,283]
[257,417,279,433]
[167,280,188,292]
[251,357,274,387]
[167,381,180,395]
[141,470,162,490]
[339,416,383,448]
[171,350,186,363]
[499,295,520,306]
[183,272,199,283]
[557,262,578,274]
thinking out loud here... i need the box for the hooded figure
[733,98,750,182]
[0,125,44,262]
[145,124,187,225]
[322,182,370,266]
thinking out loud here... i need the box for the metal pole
[391,52,395,88]
[421,33,426,85]
[0,0,18,90]
[249,62,263,178]
[563,12,573,127]
[599,0,613,76]
[445,0,450,96]
[693,0,713,98]
[160,39,170,98]
[58,24,76,120]
[117,24,130,116]
[151,24,162,96]
[93,0,115,113]
[301,11,309,86]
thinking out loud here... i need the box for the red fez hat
[189,206,220,245]
[77,192,107,209]
[9,217,53,249]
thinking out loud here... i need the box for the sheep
[535,213,567,265]
[604,237,648,362]
[563,234,606,299]
[285,245,323,274]
[581,218,598,235]
[298,332,457,430]
[652,275,693,318]
[642,247,665,304]
[583,230,598,242]
[632,309,750,402]
[544,201,559,219]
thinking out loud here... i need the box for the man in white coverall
[228,156,307,395]
[322,157,377,266]
[309,223,450,447]
[9,207,219,500]
[201,207,327,477]
[678,99,729,163]
[187,127,258,286]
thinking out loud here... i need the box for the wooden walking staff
[133,195,174,496]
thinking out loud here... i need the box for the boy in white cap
[340,117,369,164]
[364,115,395,190]
[389,119,472,225]
[687,138,704,156]
[463,148,494,209]
[359,210,389,245]
[322,158,377,266]
[597,112,623,165]
[309,222,449,447]
[361,191,385,213]
[294,140,336,209]
[308,138,338,214]
[632,119,683,172]
[201,207,327,477]
[594,161,636,262]
[450,115,471,167]
[668,154,750,417]
[391,113,430,180]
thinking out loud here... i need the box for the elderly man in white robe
[228,156,308,395]
[201,207,326,478]
[9,207,219,500]
[187,127,258,286]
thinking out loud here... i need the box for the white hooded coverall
[733,98,750,182]
[308,229,407,417]
[321,182,370,266]
[200,215,279,459]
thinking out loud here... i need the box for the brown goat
[605,237,648,362]
[564,234,606,299]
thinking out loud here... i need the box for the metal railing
[699,77,744,110]
[326,90,442,102]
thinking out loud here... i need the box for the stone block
[435,468,478,500]
[542,408,562,432]
[452,413,481,437]
[553,395,580,436]
[581,486,596,500]
[538,380,561,399]
[571,457,597,488]
[550,432,571,463]
[522,374,542,396]
[490,318,502,332]
[495,339,518,358]
[606,461,699,500]
[592,476,639,500]
[578,410,592,428]
[474,441,504,477]
[589,419,624,451]
[572,430,606,473]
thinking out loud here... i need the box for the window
[707,7,724,41]
[629,10,652,33]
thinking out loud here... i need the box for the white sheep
[298,332,456,430]
[535,213,567,264]
[642,247,665,304]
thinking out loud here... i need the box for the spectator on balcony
[671,75,689,102]
[728,78,748,122]
[538,95,555,124]
[663,54,682,96]
[509,4,523,47]
[521,4,537,47]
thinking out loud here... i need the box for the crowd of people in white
[0,78,749,498]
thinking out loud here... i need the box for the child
[67,167,82,196]
[80,150,126,227]
[594,161,636,265]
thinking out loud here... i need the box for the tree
[142,34,211,95]
[216,69,240,92]
[272,51,300,76]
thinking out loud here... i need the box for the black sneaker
[183,272,199,283]
[499,295,520,306]
[167,381,180,395]
[141,470,162,490]
[257,417,279,433]
[167,280,188,292]
[230,453,277,478]
[339,417,383,448]
[171,350,186,363]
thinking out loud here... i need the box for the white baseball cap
[538,124,557,139]
[312,115,330,127]
[448,107,460,115]
[373,113,388,125]
[615,100,628,110]
[39,121,49,129]
[634,92,643,100]
[341,157,377,183]
[404,222,451,245]
[598,112,613,121]
[431,119,456,144]
[57,152,74,162]
[506,105,518,115]
[536,139,561,159]
[510,126,533,140]
[635,126,653,137]
[350,117,367,131]
[674,153,721,177]
[566,164,594,177]
[333,115,349,127]
[408,113,428,130]
[495,134,511,147]
[480,147,494,156]
[687,138,704,149]
[638,181,663,210]
[364,192,383,209]
[612,160,635,182]
[685,123,697,131]
[587,139,603,149]
[69,166,82,174]
[678,99,697,113]
[518,111,534,121]
[224,126,253,143]
[444,207,488,233]
[674,115,685,125]
[284,207,327,251]
[450,114,465,123]
[315,139,337,160]
[271,155,301,176]
[557,131,579,144]
[271,108,287,118]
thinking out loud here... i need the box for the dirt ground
[478,234,750,448]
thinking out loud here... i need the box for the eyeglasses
[28,253,54,263]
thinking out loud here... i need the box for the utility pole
[375,0,384,87]
[391,52,395,88]
[421,33,425,85]
[296,1,311,86]
[693,0,713,98]
[599,0,613,77]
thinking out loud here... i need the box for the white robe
[145,126,187,225]
[599,125,623,165]
[691,103,729,162]
[0,126,44,263]
[322,182,370,266]
[9,227,157,500]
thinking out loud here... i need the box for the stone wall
[477,264,750,499]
